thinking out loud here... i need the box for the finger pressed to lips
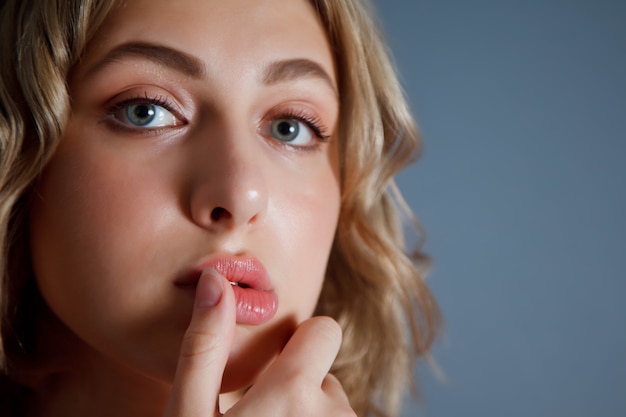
[165,269,237,417]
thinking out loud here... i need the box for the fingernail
[195,268,223,308]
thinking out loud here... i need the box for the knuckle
[321,373,342,392]
[310,316,342,344]
[265,370,357,417]
[323,372,341,385]
[282,367,313,390]
[178,328,221,360]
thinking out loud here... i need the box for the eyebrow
[84,42,205,78]
[262,59,338,97]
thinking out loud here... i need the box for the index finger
[164,269,237,417]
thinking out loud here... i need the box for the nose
[188,122,268,232]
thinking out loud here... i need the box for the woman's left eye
[270,118,314,146]
[111,102,178,129]
[264,112,330,149]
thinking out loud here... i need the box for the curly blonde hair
[0,1,441,416]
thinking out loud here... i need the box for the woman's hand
[163,269,356,417]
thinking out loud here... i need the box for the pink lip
[176,255,278,325]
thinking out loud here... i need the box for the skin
[27,0,353,415]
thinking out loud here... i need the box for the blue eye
[112,101,178,129]
[270,118,313,145]
[126,104,157,126]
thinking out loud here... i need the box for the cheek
[31,152,134,288]
[269,169,340,316]
[30,155,103,305]
[28,140,174,338]
[28,145,189,379]
[29,128,176,279]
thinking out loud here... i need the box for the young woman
[0,0,441,416]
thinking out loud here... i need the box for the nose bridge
[189,116,268,230]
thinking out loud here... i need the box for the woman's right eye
[110,101,180,130]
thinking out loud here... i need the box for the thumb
[164,268,236,417]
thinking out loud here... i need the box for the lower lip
[230,285,278,325]
[178,283,278,325]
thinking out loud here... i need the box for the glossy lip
[175,255,279,325]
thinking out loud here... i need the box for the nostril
[210,207,232,222]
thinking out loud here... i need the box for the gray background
[368,1,626,416]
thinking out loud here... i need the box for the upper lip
[175,254,273,291]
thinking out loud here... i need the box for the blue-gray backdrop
[369,1,626,416]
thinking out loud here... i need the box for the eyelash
[266,108,331,143]
[264,109,331,152]
[105,94,331,145]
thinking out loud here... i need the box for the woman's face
[29,0,340,392]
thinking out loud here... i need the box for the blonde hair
[311,1,440,416]
[0,1,440,416]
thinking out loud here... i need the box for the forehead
[79,0,335,83]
